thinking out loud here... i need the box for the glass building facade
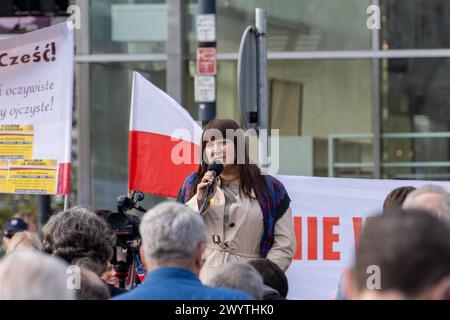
[79,0,450,209]
[4,0,450,209]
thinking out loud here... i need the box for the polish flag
[128,72,202,198]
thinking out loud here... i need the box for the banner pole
[64,195,70,211]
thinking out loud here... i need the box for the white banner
[0,23,74,195]
[278,175,450,300]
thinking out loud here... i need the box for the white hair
[139,202,205,264]
[402,184,450,226]
[205,262,264,300]
[0,250,74,300]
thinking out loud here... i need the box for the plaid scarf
[177,172,291,257]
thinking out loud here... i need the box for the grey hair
[42,207,116,274]
[402,184,450,226]
[205,262,264,300]
[139,202,205,264]
[0,249,74,300]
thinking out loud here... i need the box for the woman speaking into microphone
[177,118,296,281]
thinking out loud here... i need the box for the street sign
[195,75,215,102]
[196,47,217,75]
[237,26,258,129]
[196,14,216,42]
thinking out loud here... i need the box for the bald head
[403,184,450,226]
[408,193,445,217]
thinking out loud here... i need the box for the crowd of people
[0,202,290,300]
[0,182,448,300]
[0,119,449,300]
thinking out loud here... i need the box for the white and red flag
[128,72,202,198]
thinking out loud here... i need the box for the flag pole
[64,195,69,211]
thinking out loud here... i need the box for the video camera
[106,190,146,243]
[106,190,147,289]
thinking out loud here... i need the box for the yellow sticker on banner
[5,159,58,195]
[0,125,34,160]
[0,160,8,193]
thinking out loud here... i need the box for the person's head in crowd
[74,267,111,300]
[345,208,450,300]
[6,231,42,254]
[13,212,39,233]
[102,262,120,287]
[205,262,264,300]
[42,207,116,275]
[2,217,28,248]
[139,202,205,275]
[383,186,416,212]
[72,257,106,278]
[0,249,74,300]
[248,258,289,299]
[402,184,450,226]
[91,208,122,287]
[72,257,119,287]
[113,202,252,300]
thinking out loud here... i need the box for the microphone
[199,161,224,216]
[206,161,224,187]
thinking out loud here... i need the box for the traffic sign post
[237,8,269,168]
[238,26,258,129]
[196,0,217,125]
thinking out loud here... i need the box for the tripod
[114,243,143,289]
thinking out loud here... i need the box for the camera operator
[94,191,147,290]
[94,208,144,291]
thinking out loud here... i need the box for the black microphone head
[207,161,224,176]
[117,195,133,212]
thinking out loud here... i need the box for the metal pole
[167,0,186,104]
[39,195,51,229]
[197,0,216,125]
[75,0,91,206]
[64,195,70,211]
[371,0,381,179]
[255,8,269,168]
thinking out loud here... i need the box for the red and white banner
[129,72,202,197]
[0,23,74,195]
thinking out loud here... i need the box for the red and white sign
[278,176,450,299]
[196,47,217,75]
[0,23,74,195]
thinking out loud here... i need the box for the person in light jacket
[177,118,296,282]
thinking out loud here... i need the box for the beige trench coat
[185,177,296,282]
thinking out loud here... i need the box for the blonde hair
[6,231,42,254]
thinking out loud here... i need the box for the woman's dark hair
[383,186,416,212]
[354,208,450,297]
[248,258,289,298]
[42,207,116,274]
[187,118,265,200]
